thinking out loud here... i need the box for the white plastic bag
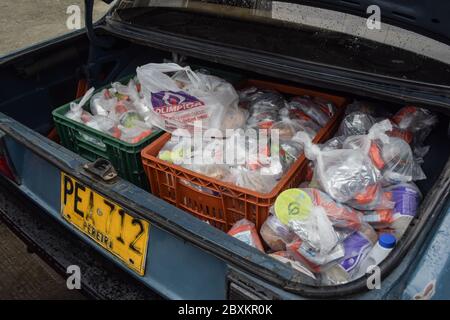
[113,79,152,122]
[321,223,377,285]
[379,137,426,184]
[90,89,117,116]
[345,129,426,185]
[297,120,392,206]
[228,219,264,252]
[66,87,95,122]
[137,63,239,132]
[260,215,296,252]
[231,167,279,194]
[288,206,339,254]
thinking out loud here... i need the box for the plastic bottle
[357,233,396,276]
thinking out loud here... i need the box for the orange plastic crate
[141,80,348,231]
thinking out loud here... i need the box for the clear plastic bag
[278,139,304,170]
[119,111,143,128]
[271,118,304,142]
[260,215,296,252]
[320,223,377,285]
[392,106,438,146]
[157,135,193,164]
[288,205,339,254]
[228,219,264,252]
[137,63,239,133]
[313,96,337,118]
[287,237,345,273]
[221,107,248,131]
[338,111,376,137]
[296,121,393,206]
[307,188,364,230]
[155,130,284,194]
[65,87,95,122]
[280,105,313,123]
[85,114,115,133]
[113,79,153,122]
[271,188,366,273]
[387,183,422,239]
[363,183,422,239]
[347,184,394,211]
[379,137,426,184]
[231,167,279,194]
[268,121,319,172]
[238,87,271,108]
[90,89,117,116]
[362,209,394,229]
[240,88,286,110]
[118,124,152,144]
[288,96,331,127]
[319,136,346,151]
[269,251,317,279]
[186,163,232,182]
[274,188,363,238]
[345,132,426,185]
[387,123,414,145]
[245,92,285,129]
[66,80,154,144]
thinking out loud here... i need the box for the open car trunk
[0,14,449,298]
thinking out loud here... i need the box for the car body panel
[2,123,228,299]
[0,112,297,299]
[402,204,450,300]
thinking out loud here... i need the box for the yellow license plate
[60,172,149,275]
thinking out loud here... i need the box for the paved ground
[0,219,85,299]
[0,0,109,56]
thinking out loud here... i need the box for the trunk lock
[83,158,117,182]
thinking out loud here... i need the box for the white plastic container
[357,233,396,276]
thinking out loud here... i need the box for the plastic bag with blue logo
[137,63,239,134]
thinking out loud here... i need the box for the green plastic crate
[52,82,162,189]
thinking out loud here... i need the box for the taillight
[0,130,20,184]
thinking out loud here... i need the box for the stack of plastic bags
[156,81,338,194]
[228,101,437,285]
[65,78,154,144]
[228,188,375,284]
[315,102,436,240]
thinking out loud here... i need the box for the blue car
[0,0,449,300]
